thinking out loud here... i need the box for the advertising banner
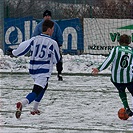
[4,17,83,55]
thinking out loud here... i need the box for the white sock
[21,98,29,107]
[33,101,40,110]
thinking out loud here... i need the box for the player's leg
[26,84,44,103]
[31,83,48,115]
[126,81,133,116]
[127,81,133,96]
[56,61,63,81]
[112,81,133,116]
[31,77,49,115]
[56,48,63,81]
[15,84,43,118]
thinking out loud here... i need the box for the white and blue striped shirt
[12,34,60,78]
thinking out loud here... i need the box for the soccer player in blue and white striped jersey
[12,20,60,118]
[32,10,63,81]
[92,34,133,117]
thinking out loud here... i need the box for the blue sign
[4,17,83,54]
[56,18,83,54]
[4,16,33,54]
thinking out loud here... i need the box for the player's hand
[6,47,14,57]
[59,46,62,54]
[91,68,99,75]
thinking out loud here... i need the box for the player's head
[42,20,54,36]
[118,34,131,46]
[43,10,52,20]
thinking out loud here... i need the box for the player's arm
[92,47,116,75]
[53,22,63,46]
[98,47,116,70]
[12,38,34,56]
[52,41,61,64]
[56,24,63,46]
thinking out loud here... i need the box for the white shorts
[32,75,49,88]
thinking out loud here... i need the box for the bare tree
[4,0,133,19]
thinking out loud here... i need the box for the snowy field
[0,74,133,133]
[0,48,133,133]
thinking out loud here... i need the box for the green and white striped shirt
[98,46,133,83]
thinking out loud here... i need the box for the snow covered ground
[1,74,133,133]
[0,49,133,133]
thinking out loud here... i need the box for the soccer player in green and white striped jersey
[92,34,133,117]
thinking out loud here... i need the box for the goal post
[84,18,133,55]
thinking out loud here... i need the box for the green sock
[119,92,129,109]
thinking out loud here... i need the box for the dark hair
[42,20,54,32]
[118,34,131,45]
[43,10,52,17]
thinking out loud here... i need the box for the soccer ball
[118,108,129,120]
